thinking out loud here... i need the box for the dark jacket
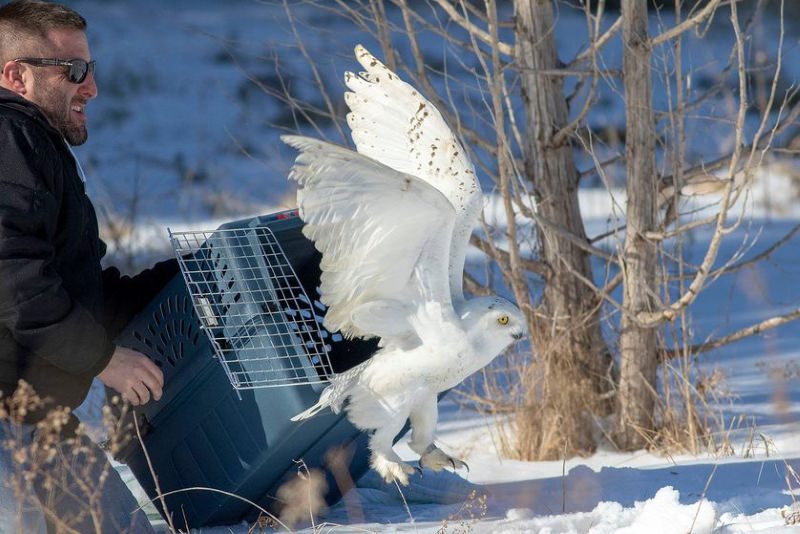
[0,87,177,423]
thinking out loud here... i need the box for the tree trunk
[615,0,659,450]
[514,0,614,459]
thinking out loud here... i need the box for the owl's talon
[419,446,468,473]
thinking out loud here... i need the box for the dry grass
[436,490,488,534]
[456,319,764,464]
[454,306,613,462]
[0,382,143,533]
[782,461,800,526]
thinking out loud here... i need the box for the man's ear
[1,60,27,94]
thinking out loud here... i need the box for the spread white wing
[344,44,482,304]
[282,135,458,343]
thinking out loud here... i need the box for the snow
[59,1,800,532]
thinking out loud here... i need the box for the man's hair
[0,1,87,65]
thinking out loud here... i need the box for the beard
[35,81,88,146]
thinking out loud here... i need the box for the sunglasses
[14,57,96,84]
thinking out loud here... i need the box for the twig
[651,0,723,46]
[282,1,348,143]
[689,464,718,533]
[430,0,513,57]
[568,17,623,67]
[657,99,800,195]
[686,223,800,280]
[463,270,494,297]
[553,0,602,147]
[469,234,550,279]
[669,308,800,358]
[742,0,786,177]
[134,486,290,532]
[579,154,624,180]
[505,144,619,266]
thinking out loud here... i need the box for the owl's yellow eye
[497,315,509,326]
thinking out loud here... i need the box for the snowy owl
[283,45,526,485]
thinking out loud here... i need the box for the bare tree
[615,0,659,450]
[266,0,799,458]
[514,0,613,458]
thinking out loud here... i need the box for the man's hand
[98,346,164,406]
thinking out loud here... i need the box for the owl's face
[461,296,527,343]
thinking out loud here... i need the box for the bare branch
[282,0,347,142]
[241,54,337,139]
[449,388,516,414]
[430,0,513,57]
[569,17,623,67]
[657,91,800,197]
[480,0,534,318]
[470,234,550,279]
[598,270,624,299]
[684,222,800,280]
[527,68,622,78]
[637,0,752,326]
[387,0,508,59]
[742,0,786,174]
[648,213,719,241]
[463,270,494,297]
[369,0,396,71]
[579,154,624,180]
[567,263,624,314]
[650,0,723,47]
[514,199,618,263]
[666,0,687,243]
[553,1,603,147]
[665,308,800,359]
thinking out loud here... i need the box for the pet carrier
[113,210,377,530]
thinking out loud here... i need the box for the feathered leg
[408,395,468,473]
[369,421,419,486]
[407,394,438,455]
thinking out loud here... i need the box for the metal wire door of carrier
[169,225,334,390]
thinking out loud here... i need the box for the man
[0,1,178,532]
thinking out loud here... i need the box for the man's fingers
[124,387,141,406]
[143,377,162,402]
[136,361,164,401]
[139,356,165,388]
[132,373,161,403]
[129,381,150,406]
[100,346,165,406]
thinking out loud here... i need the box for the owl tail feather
[290,387,334,421]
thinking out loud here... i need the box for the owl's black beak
[512,331,525,341]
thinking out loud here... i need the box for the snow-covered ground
[58,1,800,532]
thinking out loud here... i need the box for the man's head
[0,0,97,145]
